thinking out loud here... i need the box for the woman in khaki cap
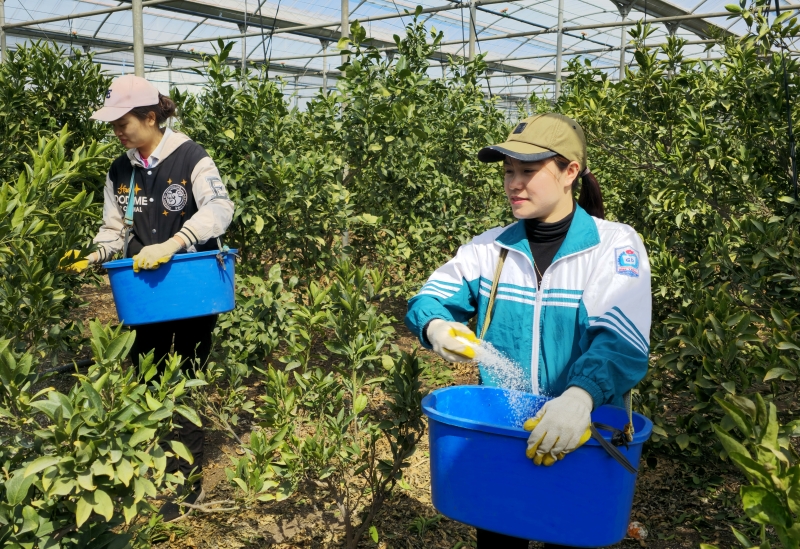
[406,113,652,548]
[63,74,235,522]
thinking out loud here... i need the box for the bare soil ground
[69,279,748,549]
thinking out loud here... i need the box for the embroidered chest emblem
[615,247,640,277]
[163,183,188,211]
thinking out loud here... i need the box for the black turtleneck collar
[524,203,576,243]
[524,202,576,286]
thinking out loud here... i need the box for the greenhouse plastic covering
[2,0,789,111]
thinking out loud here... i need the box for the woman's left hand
[524,386,593,466]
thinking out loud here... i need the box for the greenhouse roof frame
[2,0,798,113]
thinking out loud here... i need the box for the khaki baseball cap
[478,113,587,169]
[90,75,160,122]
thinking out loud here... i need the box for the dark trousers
[476,529,584,548]
[130,314,217,482]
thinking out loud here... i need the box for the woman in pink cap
[65,74,235,521]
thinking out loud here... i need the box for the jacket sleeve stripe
[611,306,649,347]
[598,310,648,350]
[424,281,460,294]
[427,279,462,290]
[421,284,457,297]
[419,288,455,299]
[590,316,648,355]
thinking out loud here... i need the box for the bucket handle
[215,237,240,270]
[590,423,638,474]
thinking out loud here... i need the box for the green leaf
[713,424,750,461]
[676,433,690,450]
[24,455,61,478]
[168,440,194,465]
[224,129,235,139]
[76,494,92,527]
[176,405,203,427]
[116,459,134,487]
[91,489,114,521]
[129,427,157,447]
[730,526,753,548]
[255,215,265,234]
[354,394,369,414]
[725,3,743,13]
[714,396,753,438]
[370,525,379,543]
[764,367,792,381]
[5,470,35,506]
[741,485,790,527]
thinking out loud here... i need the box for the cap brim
[90,105,133,122]
[477,142,558,163]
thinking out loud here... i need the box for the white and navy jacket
[92,130,234,260]
[405,205,652,408]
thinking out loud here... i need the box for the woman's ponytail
[577,169,604,219]
[554,155,605,219]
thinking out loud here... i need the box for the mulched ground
[67,278,750,549]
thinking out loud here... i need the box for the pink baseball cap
[90,75,160,122]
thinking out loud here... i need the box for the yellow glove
[132,238,183,273]
[59,250,98,273]
[523,387,594,466]
[426,319,481,362]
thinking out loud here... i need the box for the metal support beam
[617,2,632,81]
[320,39,330,93]
[0,0,5,64]
[554,0,564,99]
[437,6,800,48]
[341,0,349,65]
[2,0,176,30]
[468,0,477,60]
[132,0,145,77]
[238,23,247,78]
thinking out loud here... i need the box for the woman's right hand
[59,250,99,273]
[426,319,480,363]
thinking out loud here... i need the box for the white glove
[525,386,593,465]
[426,319,480,363]
[132,237,183,272]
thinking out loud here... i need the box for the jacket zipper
[529,243,602,395]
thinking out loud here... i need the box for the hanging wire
[772,0,798,199]
[264,0,284,77]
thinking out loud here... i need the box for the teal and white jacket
[405,205,651,409]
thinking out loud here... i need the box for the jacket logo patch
[615,247,640,277]
[207,176,228,198]
[163,184,188,211]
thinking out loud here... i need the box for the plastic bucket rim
[103,248,238,270]
[421,385,653,446]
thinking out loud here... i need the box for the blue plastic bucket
[422,385,652,547]
[103,250,236,326]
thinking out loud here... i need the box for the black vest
[108,141,218,258]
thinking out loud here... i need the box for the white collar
[135,127,173,167]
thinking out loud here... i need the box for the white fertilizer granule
[456,337,542,426]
